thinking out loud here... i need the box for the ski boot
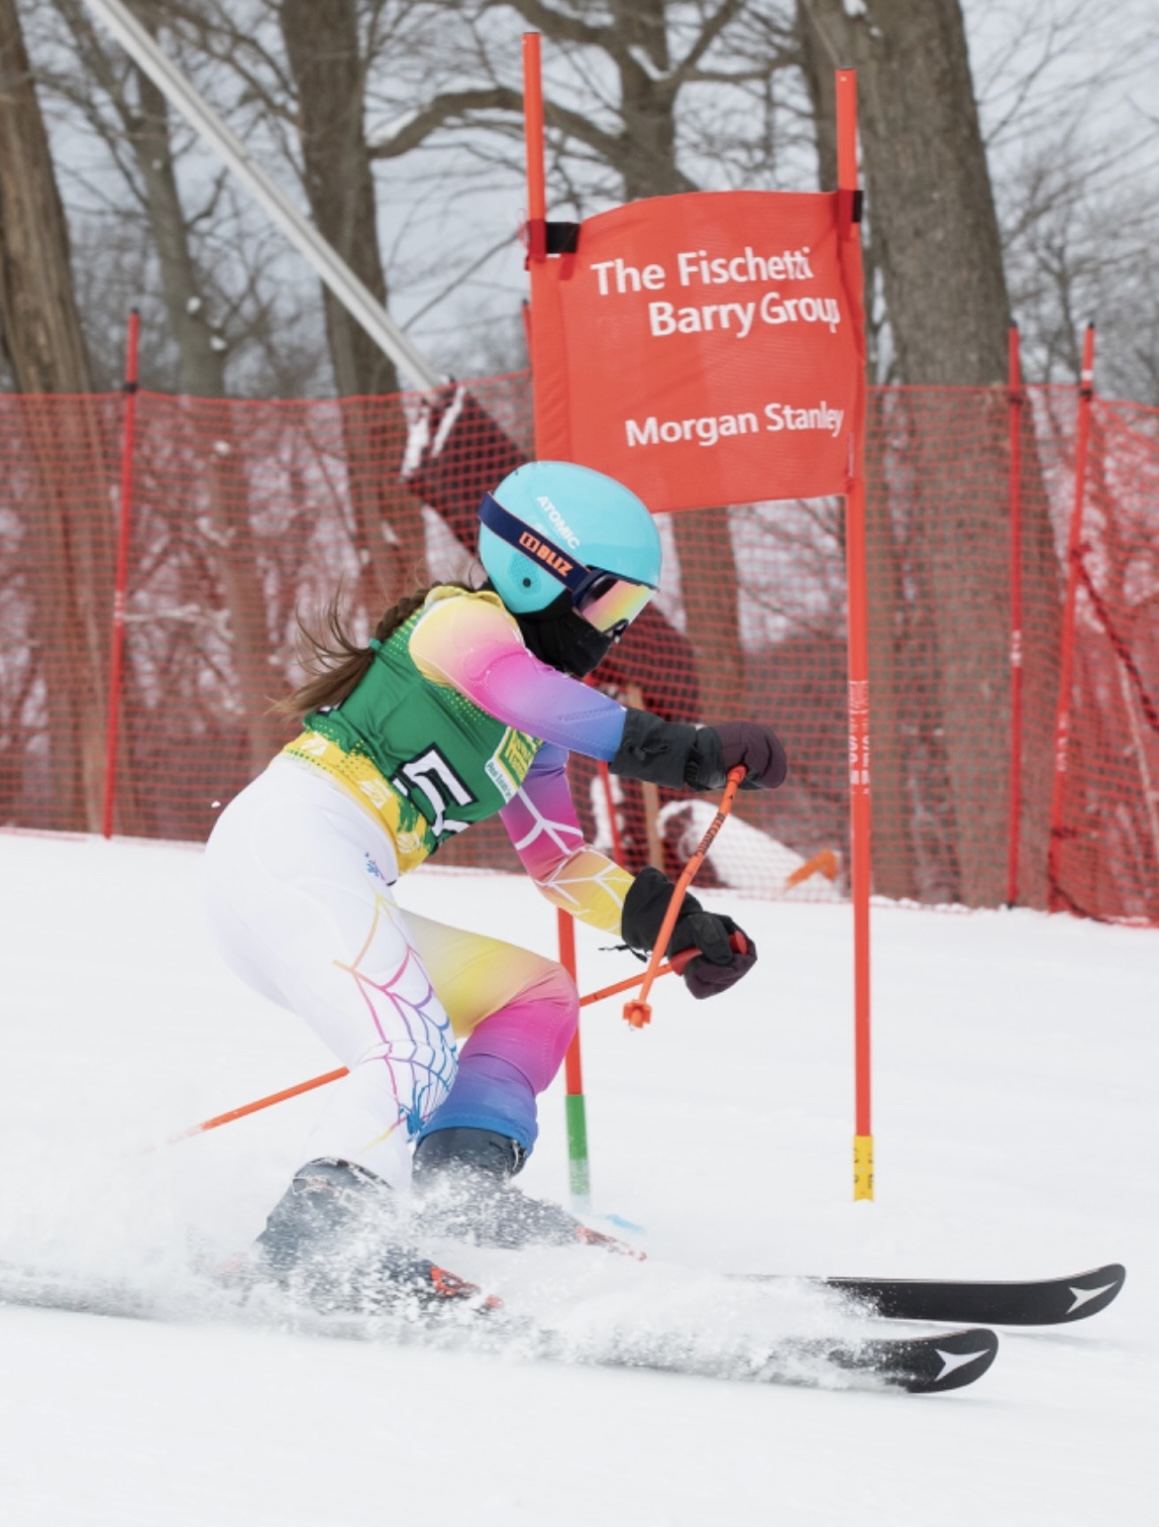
[412,1128,642,1257]
[252,1158,501,1315]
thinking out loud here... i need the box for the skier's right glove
[621,866,757,1001]
[611,709,787,792]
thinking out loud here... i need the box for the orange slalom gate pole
[1006,325,1025,905]
[1047,324,1097,911]
[522,32,547,261]
[845,467,873,1201]
[101,308,140,839]
[557,907,591,1205]
[622,767,745,1029]
[836,70,874,1202]
[523,30,591,1202]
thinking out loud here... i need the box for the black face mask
[512,590,614,678]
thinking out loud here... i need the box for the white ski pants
[202,758,577,1188]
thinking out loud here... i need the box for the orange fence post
[1006,326,1025,906]
[1047,324,1097,911]
[101,308,140,839]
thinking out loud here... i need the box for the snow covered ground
[1,828,1155,1526]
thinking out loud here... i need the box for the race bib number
[392,746,475,837]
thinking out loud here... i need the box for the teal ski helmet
[477,461,661,634]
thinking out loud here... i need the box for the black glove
[691,720,788,791]
[621,866,757,1001]
[611,709,786,792]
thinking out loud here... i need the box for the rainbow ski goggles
[479,493,655,636]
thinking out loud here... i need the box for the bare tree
[51,1,231,393]
[0,0,117,831]
[1000,133,1159,405]
[276,0,427,607]
[368,0,806,710]
[798,0,1065,906]
[9,0,1153,897]
[184,0,801,709]
[165,0,429,605]
[21,1,324,395]
[968,0,1159,402]
[42,0,291,774]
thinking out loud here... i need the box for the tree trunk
[124,35,283,776]
[807,0,1010,385]
[799,10,916,894]
[128,52,228,398]
[802,0,1060,906]
[607,0,693,201]
[601,0,746,720]
[279,0,425,610]
[0,0,113,832]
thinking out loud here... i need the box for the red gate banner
[529,189,865,512]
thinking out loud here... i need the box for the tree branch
[367,85,523,158]
[484,0,617,53]
[670,0,745,83]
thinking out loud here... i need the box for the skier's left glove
[611,709,787,792]
[621,866,757,1001]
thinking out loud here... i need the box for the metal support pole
[80,0,441,389]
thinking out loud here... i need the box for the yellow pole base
[853,1134,874,1201]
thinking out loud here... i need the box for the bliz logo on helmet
[537,495,580,548]
[518,529,574,578]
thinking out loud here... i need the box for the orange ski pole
[175,769,746,1141]
[173,944,718,1143]
[622,765,747,1029]
[169,1068,350,1142]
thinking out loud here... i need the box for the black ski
[0,1260,997,1394]
[743,1262,1125,1326]
[730,1325,999,1395]
[822,1325,998,1393]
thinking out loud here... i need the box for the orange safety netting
[1048,397,1159,921]
[0,374,1155,923]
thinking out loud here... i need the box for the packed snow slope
[0,829,1155,1526]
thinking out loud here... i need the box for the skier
[202,460,786,1313]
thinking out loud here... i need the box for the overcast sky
[43,0,1159,390]
[378,0,1159,377]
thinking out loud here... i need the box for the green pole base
[565,1092,591,1207]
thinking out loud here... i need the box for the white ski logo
[935,1345,992,1382]
[1066,1280,1116,1314]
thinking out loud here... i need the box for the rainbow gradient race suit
[282,585,635,932]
